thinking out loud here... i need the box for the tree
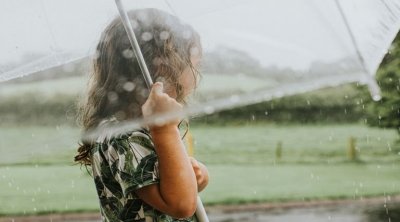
[364,32,400,135]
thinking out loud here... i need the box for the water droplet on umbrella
[122,49,134,59]
[129,19,139,29]
[141,32,153,41]
[107,92,118,102]
[123,82,136,92]
[159,31,170,40]
[152,57,162,66]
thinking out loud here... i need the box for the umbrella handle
[196,196,210,222]
[114,0,153,89]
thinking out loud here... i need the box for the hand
[189,157,209,192]
[142,82,183,128]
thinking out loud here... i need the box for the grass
[0,123,399,215]
[0,125,79,165]
[0,76,86,97]
[1,124,399,166]
[192,124,400,164]
[1,163,399,215]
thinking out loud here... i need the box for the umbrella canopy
[1,0,399,132]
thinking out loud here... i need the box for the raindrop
[107,92,118,102]
[129,19,139,29]
[264,111,268,115]
[153,57,162,66]
[159,31,170,40]
[141,32,153,42]
[122,49,134,59]
[372,94,381,101]
[123,82,136,92]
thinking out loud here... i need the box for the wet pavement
[207,198,400,222]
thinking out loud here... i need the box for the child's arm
[135,82,197,218]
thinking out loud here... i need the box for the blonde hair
[75,8,201,165]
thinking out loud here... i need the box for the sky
[0,0,399,79]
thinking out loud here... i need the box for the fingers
[151,82,164,96]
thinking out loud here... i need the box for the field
[0,124,399,215]
[1,74,400,216]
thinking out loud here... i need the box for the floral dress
[90,119,197,222]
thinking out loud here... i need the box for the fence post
[276,141,282,161]
[348,136,357,161]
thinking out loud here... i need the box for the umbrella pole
[114,0,153,89]
[114,1,209,221]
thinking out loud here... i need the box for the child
[75,8,209,221]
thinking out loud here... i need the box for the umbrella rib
[333,0,381,100]
[333,0,367,74]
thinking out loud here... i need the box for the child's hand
[142,82,183,128]
[189,157,209,192]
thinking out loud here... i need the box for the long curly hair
[75,8,201,166]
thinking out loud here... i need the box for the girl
[75,8,209,221]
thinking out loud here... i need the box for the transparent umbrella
[1,0,399,123]
[1,0,400,220]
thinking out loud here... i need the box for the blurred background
[0,33,399,222]
[1,1,400,221]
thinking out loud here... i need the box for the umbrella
[0,0,399,220]
[1,0,399,115]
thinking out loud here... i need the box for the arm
[136,82,197,218]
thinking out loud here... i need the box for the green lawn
[1,163,399,215]
[0,123,399,215]
[1,124,399,166]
